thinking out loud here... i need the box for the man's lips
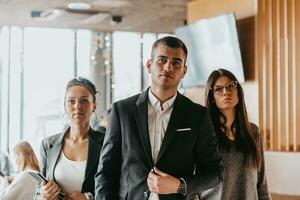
[160,74,173,79]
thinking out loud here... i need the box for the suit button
[144,191,148,197]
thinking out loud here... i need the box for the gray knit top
[200,124,271,200]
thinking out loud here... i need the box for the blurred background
[0,0,300,199]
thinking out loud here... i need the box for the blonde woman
[0,141,40,200]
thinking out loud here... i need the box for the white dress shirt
[148,90,177,200]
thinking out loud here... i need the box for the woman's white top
[0,170,39,200]
[54,151,87,194]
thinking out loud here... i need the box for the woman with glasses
[39,77,105,200]
[201,69,271,200]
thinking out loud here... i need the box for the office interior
[0,0,299,199]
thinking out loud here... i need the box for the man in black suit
[95,36,223,200]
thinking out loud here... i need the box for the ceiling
[0,0,187,33]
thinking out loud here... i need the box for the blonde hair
[13,141,40,172]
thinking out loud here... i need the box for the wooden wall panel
[257,0,300,151]
[187,0,256,22]
[295,0,300,151]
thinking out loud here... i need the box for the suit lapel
[156,93,187,162]
[47,131,65,180]
[134,90,154,167]
[83,129,101,181]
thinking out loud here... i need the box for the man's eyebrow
[156,55,183,61]
[172,57,183,62]
[156,55,168,59]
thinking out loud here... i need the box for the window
[0,26,163,153]
[112,32,142,102]
[0,27,92,152]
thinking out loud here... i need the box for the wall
[265,152,300,195]
[187,0,256,23]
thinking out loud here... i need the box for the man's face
[146,44,187,90]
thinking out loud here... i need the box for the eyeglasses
[211,81,238,95]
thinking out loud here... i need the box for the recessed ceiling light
[67,2,91,10]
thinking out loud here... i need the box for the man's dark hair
[151,36,188,64]
[65,77,98,102]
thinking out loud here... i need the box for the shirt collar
[148,89,177,111]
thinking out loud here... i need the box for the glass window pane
[112,32,141,102]
[76,30,91,77]
[9,27,23,150]
[23,28,75,151]
[142,33,156,89]
[0,26,10,151]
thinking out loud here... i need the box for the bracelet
[177,178,187,196]
[84,192,94,200]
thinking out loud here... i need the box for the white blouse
[54,151,87,194]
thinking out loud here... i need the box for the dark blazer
[40,128,104,196]
[95,90,223,200]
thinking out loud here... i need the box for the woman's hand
[40,180,61,200]
[67,192,87,200]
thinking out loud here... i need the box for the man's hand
[67,192,87,200]
[147,167,180,194]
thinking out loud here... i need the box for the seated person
[0,141,40,200]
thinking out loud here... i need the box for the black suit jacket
[95,90,223,200]
[40,128,104,196]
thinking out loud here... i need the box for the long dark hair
[205,69,261,169]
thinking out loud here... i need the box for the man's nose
[163,61,173,72]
